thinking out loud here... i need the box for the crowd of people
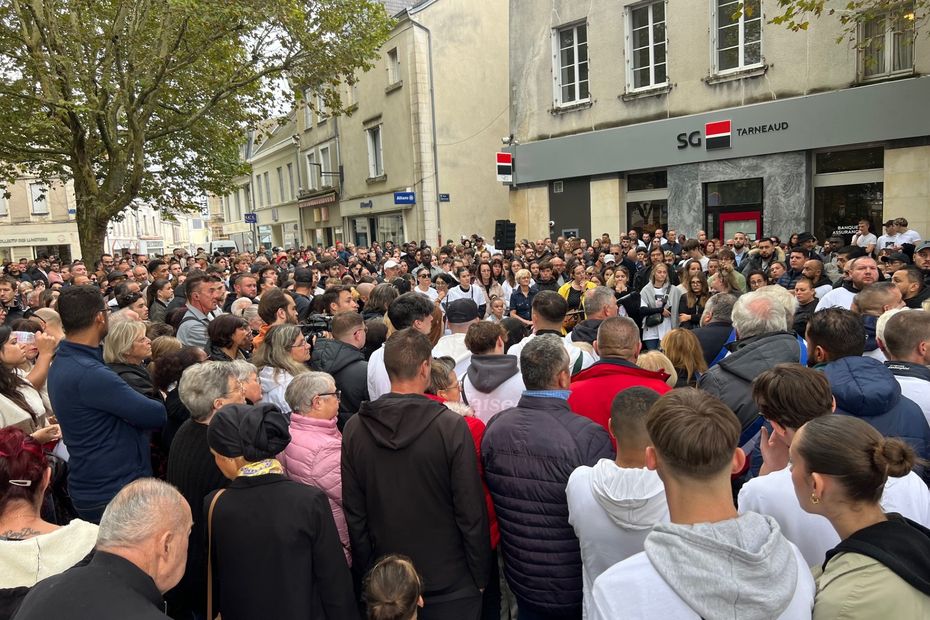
[1,220,930,619]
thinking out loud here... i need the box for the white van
[207,240,239,255]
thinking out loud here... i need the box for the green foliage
[768,0,925,43]
[0,0,393,257]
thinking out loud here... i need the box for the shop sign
[0,235,51,245]
[677,119,789,150]
[394,192,416,205]
[360,200,373,209]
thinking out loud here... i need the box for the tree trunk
[75,200,111,263]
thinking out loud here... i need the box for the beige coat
[813,551,930,619]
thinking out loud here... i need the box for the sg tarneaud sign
[677,119,789,150]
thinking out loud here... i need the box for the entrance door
[719,210,762,241]
[704,178,764,241]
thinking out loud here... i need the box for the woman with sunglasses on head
[253,324,310,415]
[0,427,98,617]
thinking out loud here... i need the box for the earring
[810,494,821,505]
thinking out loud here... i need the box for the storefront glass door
[704,178,763,241]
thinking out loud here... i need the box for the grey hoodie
[645,512,799,620]
[466,354,520,393]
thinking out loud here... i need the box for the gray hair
[103,319,145,364]
[178,361,238,422]
[285,371,336,413]
[758,284,798,327]
[732,289,789,338]
[230,297,253,317]
[585,286,616,317]
[230,359,258,382]
[253,324,308,378]
[705,293,737,323]
[97,478,189,549]
[520,334,569,390]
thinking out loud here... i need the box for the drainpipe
[407,12,441,247]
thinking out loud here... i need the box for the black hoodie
[824,513,930,596]
[341,393,490,598]
[310,338,368,430]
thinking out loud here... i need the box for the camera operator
[310,311,369,430]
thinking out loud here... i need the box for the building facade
[339,0,511,247]
[508,0,930,243]
[0,177,79,262]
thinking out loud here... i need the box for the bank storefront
[512,76,930,244]
[344,190,412,247]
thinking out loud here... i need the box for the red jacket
[568,359,671,446]
[425,394,500,549]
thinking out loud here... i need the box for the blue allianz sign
[394,192,416,205]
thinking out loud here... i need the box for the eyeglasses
[317,389,341,400]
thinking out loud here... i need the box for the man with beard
[731,232,749,269]
[741,237,777,278]
[801,259,833,299]
[915,241,930,286]
[417,246,442,279]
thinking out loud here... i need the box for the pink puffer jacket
[280,414,351,565]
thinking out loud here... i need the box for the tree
[768,1,925,42]
[0,0,393,260]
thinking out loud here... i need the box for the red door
[719,210,763,241]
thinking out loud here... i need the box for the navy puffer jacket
[481,395,613,616]
[824,356,930,468]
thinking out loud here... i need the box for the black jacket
[108,362,162,402]
[792,300,817,337]
[481,395,613,616]
[692,320,735,367]
[615,289,641,326]
[342,393,490,599]
[206,474,358,620]
[13,552,166,620]
[311,338,369,430]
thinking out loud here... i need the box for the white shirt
[589,543,814,620]
[877,233,899,251]
[852,232,877,249]
[366,345,391,401]
[259,366,295,414]
[508,332,595,375]
[461,371,524,425]
[444,284,488,311]
[738,466,930,567]
[432,333,472,380]
[414,285,438,302]
[891,372,930,427]
[814,283,833,299]
[899,229,923,245]
[815,286,856,311]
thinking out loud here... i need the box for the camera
[298,314,333,341]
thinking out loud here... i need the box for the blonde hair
[660,329,708,384]
[253,324,309,378]
[636,351,677,387]
[515,268,531,281]
[103,320,146,364]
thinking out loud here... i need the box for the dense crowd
[1,219,930,620]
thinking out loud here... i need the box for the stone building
[507,0,930,243]
[0,177,79,262]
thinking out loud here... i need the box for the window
[860,4,915,80]
[0,191,7,216]
[626,1,667,91]
[303,88,314,128]
[627,200,668,237]
[366,125,384,178]
[552,23,589,106]
[263,172,271,204]
[627,170,668,191]
[306,152,318,190]
[387,48,401,84]
[287,163,295,199]
[276,167,285,202]
[815,148,884,174]
[319,145,332,187]
[254,176,263,206]
[30,183,49,215]
[317,93,328,122]
[714,0,762,73]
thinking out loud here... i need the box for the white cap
[604,254,616,263]
[384,260,399,269]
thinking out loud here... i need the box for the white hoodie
[567,460,669,618]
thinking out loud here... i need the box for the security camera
[501,136,511,145]
[548,221,555,228]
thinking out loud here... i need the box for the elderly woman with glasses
[253,324,310,415]
[103,320,160,402]
[279,372,351,565]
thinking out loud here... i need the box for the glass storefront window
[704,178,763,207]
[815,148,884,173]
[627,199,668,237]
[627,170,667,191]
[377,214,404,245]
[813,182,883,244]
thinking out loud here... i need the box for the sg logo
[676,131,701,149]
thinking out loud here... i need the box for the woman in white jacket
[639,263,681,351]
[253,324,309,415]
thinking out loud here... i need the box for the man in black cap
[343,328,490,620]
[433,298,480,377]
[291,268,314,321]
[877,220,899,253]
[915,241,930,286]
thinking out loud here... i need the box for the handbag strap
[206,488,226,620]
